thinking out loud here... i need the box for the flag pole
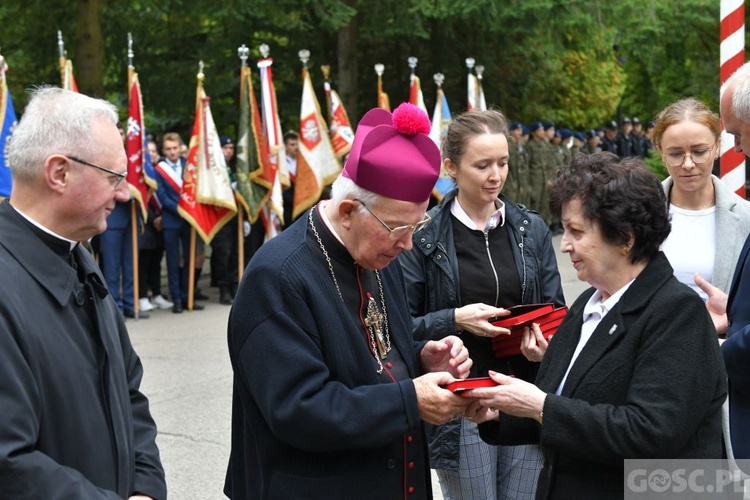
[127,33,142,319]
[57,31,66,88]
[321,65,332,123]
[186,61,205,312]
[237,44,249,284]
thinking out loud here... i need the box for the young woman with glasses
[653,98,750,300]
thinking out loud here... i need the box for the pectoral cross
[365,296,388,359]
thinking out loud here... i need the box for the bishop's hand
[420,336,472,379]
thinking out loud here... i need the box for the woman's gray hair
[329,175,380,211]
[7,86,119,182]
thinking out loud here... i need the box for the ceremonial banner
[0,59,17,199]
[126,73,156,219]
[178,84,237,244]
[477,77,487,112]
[325,82,354,159]
[257,57,287,231]
[235,64,272,223]
[467,72,478,111]
[430,87,455,200]
[409,74,429,116]
[62,59,79,93]
[294,67,340,219]
[375,64,390,111]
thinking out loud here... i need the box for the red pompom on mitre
[391,102,431,136]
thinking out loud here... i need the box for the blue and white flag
[430,88,454,199]
[0,64,17,199]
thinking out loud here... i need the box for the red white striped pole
[720,0,746,197]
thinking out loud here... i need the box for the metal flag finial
[465,57,475,70]
[57,31,64,59]
[197,60,205,81]
[374,63,384,77]
[259,43,270,59]
[433,73,445,88]
[298,49,310,68]
[127,33,134,68]
[407,56,418,75]
[475,65,484,80]
[238,44,249,67]
[321,65,330,81]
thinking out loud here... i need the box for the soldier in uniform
[525,122,555,224]
[506,121,526,204]
[571,131,585,155]
[581,129,601,154]
[616,117,636,157]
[599,120,620,155]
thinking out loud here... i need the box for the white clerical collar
[450,197,505,231]
[582,279,635,321]
[318,201,345,245]
[11,205,79,251]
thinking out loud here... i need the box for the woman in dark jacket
[466,153,726,500]
[399,109,565,500]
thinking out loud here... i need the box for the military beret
[543,121,555,130]
[220,136,233,146]
[560,129,573,139]
[574,131,585,142]
[586,129,598,139]
[529,122,544,132]
[510,121,523,131]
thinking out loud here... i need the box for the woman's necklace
[308,208,391,373]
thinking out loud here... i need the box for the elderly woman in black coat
[466,152,727,499]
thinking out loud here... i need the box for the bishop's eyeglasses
[355,199,431,240]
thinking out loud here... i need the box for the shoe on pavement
[194,291,210,301]
[219,288,233,305]
[124,309,150,319]
[182,301,205,311]
[172,303,184,314]
[139,297,155,312]
[152,295,174,309]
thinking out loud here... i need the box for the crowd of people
[505,117,655,234]
[3,59,750,500]
[94,127,303,317]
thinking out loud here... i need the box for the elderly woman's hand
[455,303,512,339]
[520,323,548,362]
[464,371,547,421]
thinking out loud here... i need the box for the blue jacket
[154,158,186,230]
[398,189,565,470]
[724,234,750,460]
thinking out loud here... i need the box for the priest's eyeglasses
[661,143,715,168]
[355,199,431,239]
[67,155,127,189]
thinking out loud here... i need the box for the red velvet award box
[490,303,568,358]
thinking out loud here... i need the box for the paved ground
[127,235,588,499]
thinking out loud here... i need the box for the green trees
[0,0,732,137]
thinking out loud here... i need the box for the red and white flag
[293,67,340,219]
[126,72,156,220]
[257,57,287,235]
[325,82,354,159]
[178,86,237,244]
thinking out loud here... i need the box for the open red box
[490,304,568,358]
